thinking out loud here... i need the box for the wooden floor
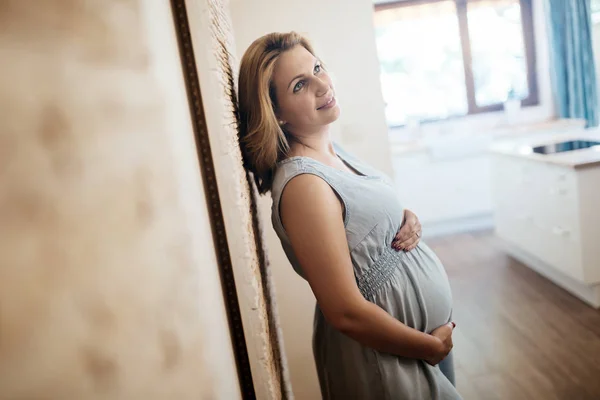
[428,231,600,400]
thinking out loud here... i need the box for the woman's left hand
[392,209,422,252]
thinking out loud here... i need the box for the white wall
[229,0,394,398]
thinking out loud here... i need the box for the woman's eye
[293,81,305,93]
[314,64,321,74]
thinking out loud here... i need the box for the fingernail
[451,322,456,328]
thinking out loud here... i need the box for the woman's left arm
[392,209,422,252]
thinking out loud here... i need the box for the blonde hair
[237,32,317,194]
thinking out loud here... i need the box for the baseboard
[422,213,494,239]
[499,239,600,309]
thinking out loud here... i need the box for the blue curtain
[546,0,599,127]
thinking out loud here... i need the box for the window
[591,0,600,88]
[374,0,538,127]
[593,0,600,21]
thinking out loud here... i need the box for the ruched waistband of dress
[356,246,403,298]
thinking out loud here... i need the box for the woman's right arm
[280,174,453,365]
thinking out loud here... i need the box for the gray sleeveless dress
[270,143,463,400]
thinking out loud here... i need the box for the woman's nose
[314,76,330,96]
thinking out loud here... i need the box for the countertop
[489,129,600,169]
[390,119,587,158]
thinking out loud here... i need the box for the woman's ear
[275,111,285,126]
[274,106,284,126]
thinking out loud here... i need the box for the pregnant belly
[370,243,454,334]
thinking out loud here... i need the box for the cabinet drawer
[543,165,577,191]
[492,155,586,282]
[535,193,580,241]
[495,209,547,262]
[534,165,580,241]
[539,226,583,281]
[491,156,544,211]
[497,211,583,280]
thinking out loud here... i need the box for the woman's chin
[325,104,341,122]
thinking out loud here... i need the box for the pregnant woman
[237,31,462,400]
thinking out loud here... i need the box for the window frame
[374,0,539,120]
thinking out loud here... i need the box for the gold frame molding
[170,0,256,398]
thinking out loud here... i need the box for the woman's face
[272,45,340,134]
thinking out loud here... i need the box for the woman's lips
[318,97,336,110]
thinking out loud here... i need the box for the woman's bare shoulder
[280,173,342,230]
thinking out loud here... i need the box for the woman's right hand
[424,322,456,366]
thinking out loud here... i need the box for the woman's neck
[287,128,336,159]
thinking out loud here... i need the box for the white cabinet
[393,153,493,236]
[389,119,588,238]
[491,154,600,307]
